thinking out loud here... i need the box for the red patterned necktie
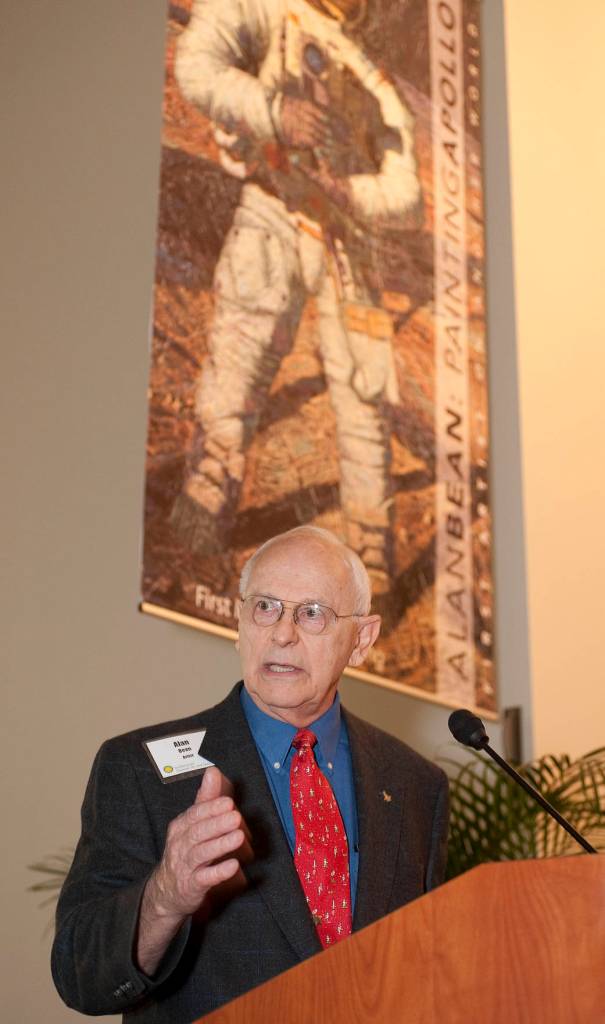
[290,728,352,948]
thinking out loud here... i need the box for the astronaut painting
[141,0,496,716]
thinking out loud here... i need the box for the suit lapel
[345,710,405,932]
[200,685,321,960]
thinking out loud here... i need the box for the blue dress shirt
[240,687,359,909]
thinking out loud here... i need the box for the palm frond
[27,850,74,905]
[444,746,605,879]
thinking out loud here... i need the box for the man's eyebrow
[252,593,331,606]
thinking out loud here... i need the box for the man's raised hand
[136,767,251,975]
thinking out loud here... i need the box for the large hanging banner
[141,0,495,716]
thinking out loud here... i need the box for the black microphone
[448,709,597,855]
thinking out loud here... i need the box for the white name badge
[143,730,214,784]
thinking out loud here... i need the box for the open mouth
[264,663,301,674]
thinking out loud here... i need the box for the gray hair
[239,526,372,615]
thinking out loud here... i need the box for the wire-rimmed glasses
[241,595,359,635]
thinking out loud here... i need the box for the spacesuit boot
[170,434,244,556]
[345,517,393,596]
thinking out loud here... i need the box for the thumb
[195,765,222,804]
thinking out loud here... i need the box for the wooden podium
[198,855,605,1023]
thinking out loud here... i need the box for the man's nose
[271,608,299,644]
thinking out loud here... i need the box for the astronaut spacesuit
[174,0,421,590]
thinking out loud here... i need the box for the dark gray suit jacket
[52,683,448,1022]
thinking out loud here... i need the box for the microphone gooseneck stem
[483,742,598,855]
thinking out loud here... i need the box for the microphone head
[448,709,489,750]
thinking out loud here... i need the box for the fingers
[188,773,251,862]
[196,766,235,803]
[216,771,235,799]
[187,827,245,872]
[185,809,244,871]
[194,857,241,889]
[172,801,246,872]
[153,770,252,919]
[170,769,240,845]
[169,795,234,844]
[188,808,242,846]
[195,765,222,803]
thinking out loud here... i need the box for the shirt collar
[240,686,342,769]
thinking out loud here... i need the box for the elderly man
[52,527,448,1022]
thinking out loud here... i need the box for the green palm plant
[444,746,605,880]
[28,850,75,909]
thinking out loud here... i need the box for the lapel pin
[381,790,392,803]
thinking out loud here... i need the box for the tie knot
[292,728,317,751]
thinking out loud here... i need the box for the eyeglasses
[242,595,359,635]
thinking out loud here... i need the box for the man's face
[237,537,380,726]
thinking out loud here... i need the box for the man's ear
[348,615,381,667]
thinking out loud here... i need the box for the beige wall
[6,0,599,1020]
[504,0,605,756]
